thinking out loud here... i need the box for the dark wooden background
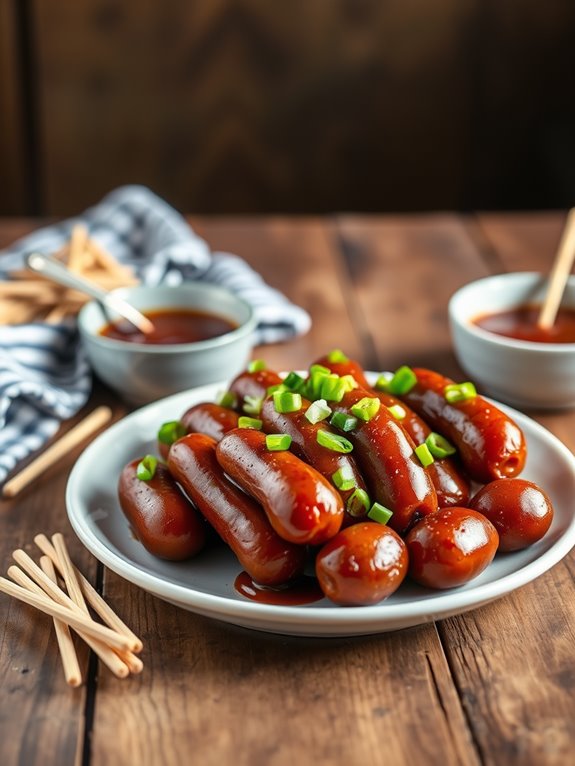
[1,0,575,217]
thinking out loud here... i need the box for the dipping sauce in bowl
[474,305,575,344]
[101,308,237,345]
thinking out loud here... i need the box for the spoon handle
[25,252,154,334]
[538,208,575,329]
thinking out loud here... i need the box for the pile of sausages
[118,353,554,606]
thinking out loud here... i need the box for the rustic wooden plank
[88,218,479,766]
[89,598,479,766]
[433,212,575,765]
[335,214,493,377]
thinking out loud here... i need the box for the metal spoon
[25,251,155,334]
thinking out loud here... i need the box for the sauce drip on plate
[234,572,324,606]
[473,305,575,344]
[101,308,237,345]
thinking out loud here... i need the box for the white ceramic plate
[66,377,575,636]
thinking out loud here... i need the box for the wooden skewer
[8,563,83,687]
[0,577,135,652]
[38,558,83,686]
[10,562,130,679]
[34,534,144,653]
[2,406,113,498]
[538,207,575,329]
[50,535,136,677]
[67,224,89,273]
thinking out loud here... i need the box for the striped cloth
[0,185,311,484]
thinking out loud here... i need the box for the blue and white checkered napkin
[0,185,311,483]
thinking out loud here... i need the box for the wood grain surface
[0,213,574,766]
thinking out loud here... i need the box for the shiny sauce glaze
[234,571,324,605]
[101,308,237,345]
[473,305,575,344]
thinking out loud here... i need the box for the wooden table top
[1,212,573,766]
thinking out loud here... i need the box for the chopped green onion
[347,488,370,517]
[329,412,358,432]
[367,502,393,525]
[425,432,456,458]
[248,359,266,372]
[387,404,406,421]
[243,395,263,415]
[273,390,302,413]
[306,364,332,400]
[283,371,306,392]
[266,433,292,451]
[304,399,332,424]
[317,430,354,453]
[136,455,158,481]
[267,383,288,397]
[415,443,435,467]
[339,374,358,392]
[320,374,347,402]
[332,465,356,491]
[157,420,186,446]
[216,390,238,409]
[444,382,477,403]
[375,371,394,391]
[238,416,263,430]
[327,349,349,363]
[350,396,380,422]
[389,366,418,395]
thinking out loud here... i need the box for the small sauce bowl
[448,272,575,410]
[78,283,257,404]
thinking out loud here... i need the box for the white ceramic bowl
[78,283,257,404]
[448,272,575,410]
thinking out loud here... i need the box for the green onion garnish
[273,390,302,413]
[136,454,158,481]
[266,433,292,451]
[216,390,238,409]
[387,404,406,420]
[316,430,354,453]
[248,359,266,372]
[350,396,380,422]
[339,374,358,392]
[267,383,288,397]
[304,399,332,424]
[306,364,331,400]
[390,366,418,395]
[332,465,356,491]
[329,412,358,432]
[238,416,263,430]
[327,349,349,363]
[283,371,306,391]
[367,502,393,525]
[243,395,263,415]
[320,374,347,402]
[375,371,394,391]
[157,420,186,446]
[347,488,370,517]
[444,382,477,403]
[415,443,435,467]
[425,432,456,458]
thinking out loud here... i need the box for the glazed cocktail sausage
[399,368,527,483]
[168,433,306,586]
[260,395,370,524]
[118,460,206,561]
[317,355,471,508]
[330,388,438,535]
[181,402,239,442]
[216,428,344,545]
